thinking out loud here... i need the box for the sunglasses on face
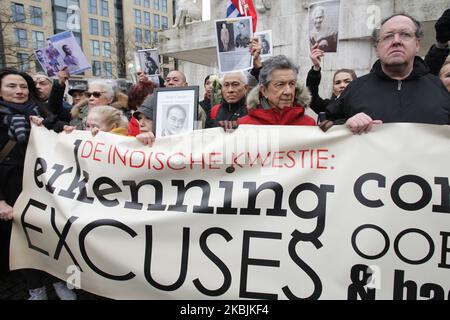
[84,91,104,98]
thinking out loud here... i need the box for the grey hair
[371,13,424,46]
[221,71,249,85]
[88,79,115,101]
[259,55,299,87]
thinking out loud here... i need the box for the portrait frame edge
[153,86,199,138]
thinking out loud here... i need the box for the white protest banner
[11,124,450,300]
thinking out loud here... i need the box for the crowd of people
[0,10,449,299]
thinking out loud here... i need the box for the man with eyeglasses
[326,13,450,134]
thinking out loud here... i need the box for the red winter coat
[238,104,316,126]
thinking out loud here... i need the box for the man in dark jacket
[207,71,249,128]
[424,9,450,76]
[326,13,450,134]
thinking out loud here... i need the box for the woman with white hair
[238,55,316,126]
[70,79,128,129]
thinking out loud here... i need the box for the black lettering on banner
[79,219,137,281]
[241,182,287,216]
[393,269,417,300]
[193,228,233,296]
[20,198,49,256]
[393,270,447,300]
[391,175,432,211]
[50,207,81,270]
[439,232,450,269]
[433,178,450,213]
[216,181,238,215]
[33,157,47,189]
[58,140,94,204]
[352,224,390,260]
[354,173,385,208]
[394,228,434,265]
[93,177,121,207]
[419,283,446,300]
[240,231,281,300]
[288,183,334,245]
[144,226,189,291]
[46,164,73,194]
[123,180,167,211]
[168,180,214,214]
[347,264,376,300]
[282,230,322,300]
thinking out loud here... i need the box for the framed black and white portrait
[153,86,199,138]
[137,49,160,75]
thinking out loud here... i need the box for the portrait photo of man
[161,104,188,137]
[62,44,80,72]
[309,1,340,53]
[234,20,251,49]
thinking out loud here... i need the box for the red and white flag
[226,0,257,31]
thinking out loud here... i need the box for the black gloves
[435,9,450,44]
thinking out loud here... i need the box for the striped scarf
[0,100,40,144]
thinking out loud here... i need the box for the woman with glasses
[70,79,128,130]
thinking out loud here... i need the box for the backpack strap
[0,140,17,163]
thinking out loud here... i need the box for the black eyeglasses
[84,91,104,98]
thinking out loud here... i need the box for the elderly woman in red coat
[238,55,316,126]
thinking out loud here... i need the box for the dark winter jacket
[424,44,450,76]
[306,66,337,115]
[208,97,248,127]
[326,57,450,125]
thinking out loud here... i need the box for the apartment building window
[102,21,110,37]
[100,0,109,17]
[30,7,43,26]
[32,31,45,49]
[134,0,141,5]
[153,14,160,29]
[103,41,111,57]
[144,12,151,27]
[55,8,69,30]
[15,28,28,48]
[135,28,142,43]
[162,16,168,30]
[89,0,97,14]
[11,3,25,22]
[144,30,151,44]
[153,32,158,45]
[162,0,167,13]
[92,60,101,76]
[89,18,99,35]
[134,9,142,25]
[153,0,159,11]
[103,62,113,77]
[90,40,100,56]
[17,53,30,72]
[144,0,150,8]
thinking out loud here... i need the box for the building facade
[0,0,174,80]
